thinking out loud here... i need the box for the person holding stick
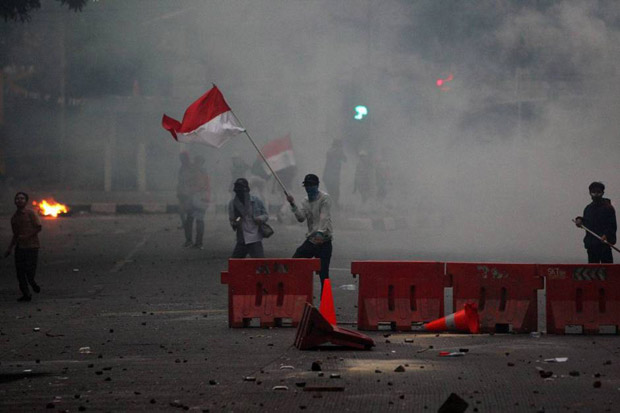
[286,174,333,289]
[574,181,617,263]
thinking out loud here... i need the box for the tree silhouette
[1,0,87,22]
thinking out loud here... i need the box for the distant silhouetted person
[353,150,373,204]
[184,155,210,249]
[229,178,269,258]
[176,152,192,229]
[230,154,250,184]
[5,192,42,302]
[574,181,617,263]
[322,139,346,209]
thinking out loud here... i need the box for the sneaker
[192,243,204,250]
[183,241,193,247]
[17,295,32,302]
[32,284,41,293]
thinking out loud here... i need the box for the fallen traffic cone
[318,278,337,326]
[294,303,375,350]
[424,303,480,334]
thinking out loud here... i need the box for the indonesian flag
[161,86,245,148]
[260,134,296,174]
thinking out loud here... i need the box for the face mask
[591,191,604,202]
[305,186,319,201]
[235,189,249,202]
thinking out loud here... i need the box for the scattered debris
[404,338,414,343]
[330,373,340,379]
[438,393,469,413]
[295,382,306,388]
[593,381,602,388]
[311,361,322,371]
[303,386,345,392]
[33,328,40,332]
[544,357,568,363]
[272,385,289,391]
[569,371,580,377]
[394,365,406,373]
[243,376,256,382]
[279,365,294,370]
[79,347,92,354]
[539,370,553,379]
[439,351,466,357]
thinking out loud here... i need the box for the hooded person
[286,174,333,289]
[228,178,269,258]
[575,181,617,263]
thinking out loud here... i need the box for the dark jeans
[293,239,332,285]
[231,241,265,258]
[15,247,39,297]
[587,245,613,263]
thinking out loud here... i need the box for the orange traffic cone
[424,303,480,334]
[318,279,337,326]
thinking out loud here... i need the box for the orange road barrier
[294,303,375,350]
[221,258,320,328]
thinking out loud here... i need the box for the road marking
[100,309,226,317]
[110,234,149,273]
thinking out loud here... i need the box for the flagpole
[227,108,290,197]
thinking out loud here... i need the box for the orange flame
[33,199,69,218]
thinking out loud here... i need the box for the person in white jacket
[286,174,333,289]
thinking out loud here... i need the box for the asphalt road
[1,213,619,412]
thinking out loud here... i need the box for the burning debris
[33,199,69,217]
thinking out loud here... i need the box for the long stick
[572,219,620,253]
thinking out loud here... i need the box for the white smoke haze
[4,0,620,263]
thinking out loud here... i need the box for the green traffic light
[354,105,368,120]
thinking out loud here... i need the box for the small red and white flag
[260,134,296,174]
[162,86,245,148]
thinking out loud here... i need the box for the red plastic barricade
[221,258,320,328]
[351,261,448,331]
[447,263,542,333]
[541,264,620,334]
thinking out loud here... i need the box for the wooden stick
[572,219,620,253]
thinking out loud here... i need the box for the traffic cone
[424,303,480,334]
[318,278,337,326]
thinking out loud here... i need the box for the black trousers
[587,245,613,263]
[15,248,39,297]
[293,240,332,284]
[231,241,265,258]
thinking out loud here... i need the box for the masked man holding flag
[287,174,333,288]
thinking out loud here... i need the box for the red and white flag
[260,134,296,174]
[162,86,245,148]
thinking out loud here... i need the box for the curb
[55,204,407,231]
